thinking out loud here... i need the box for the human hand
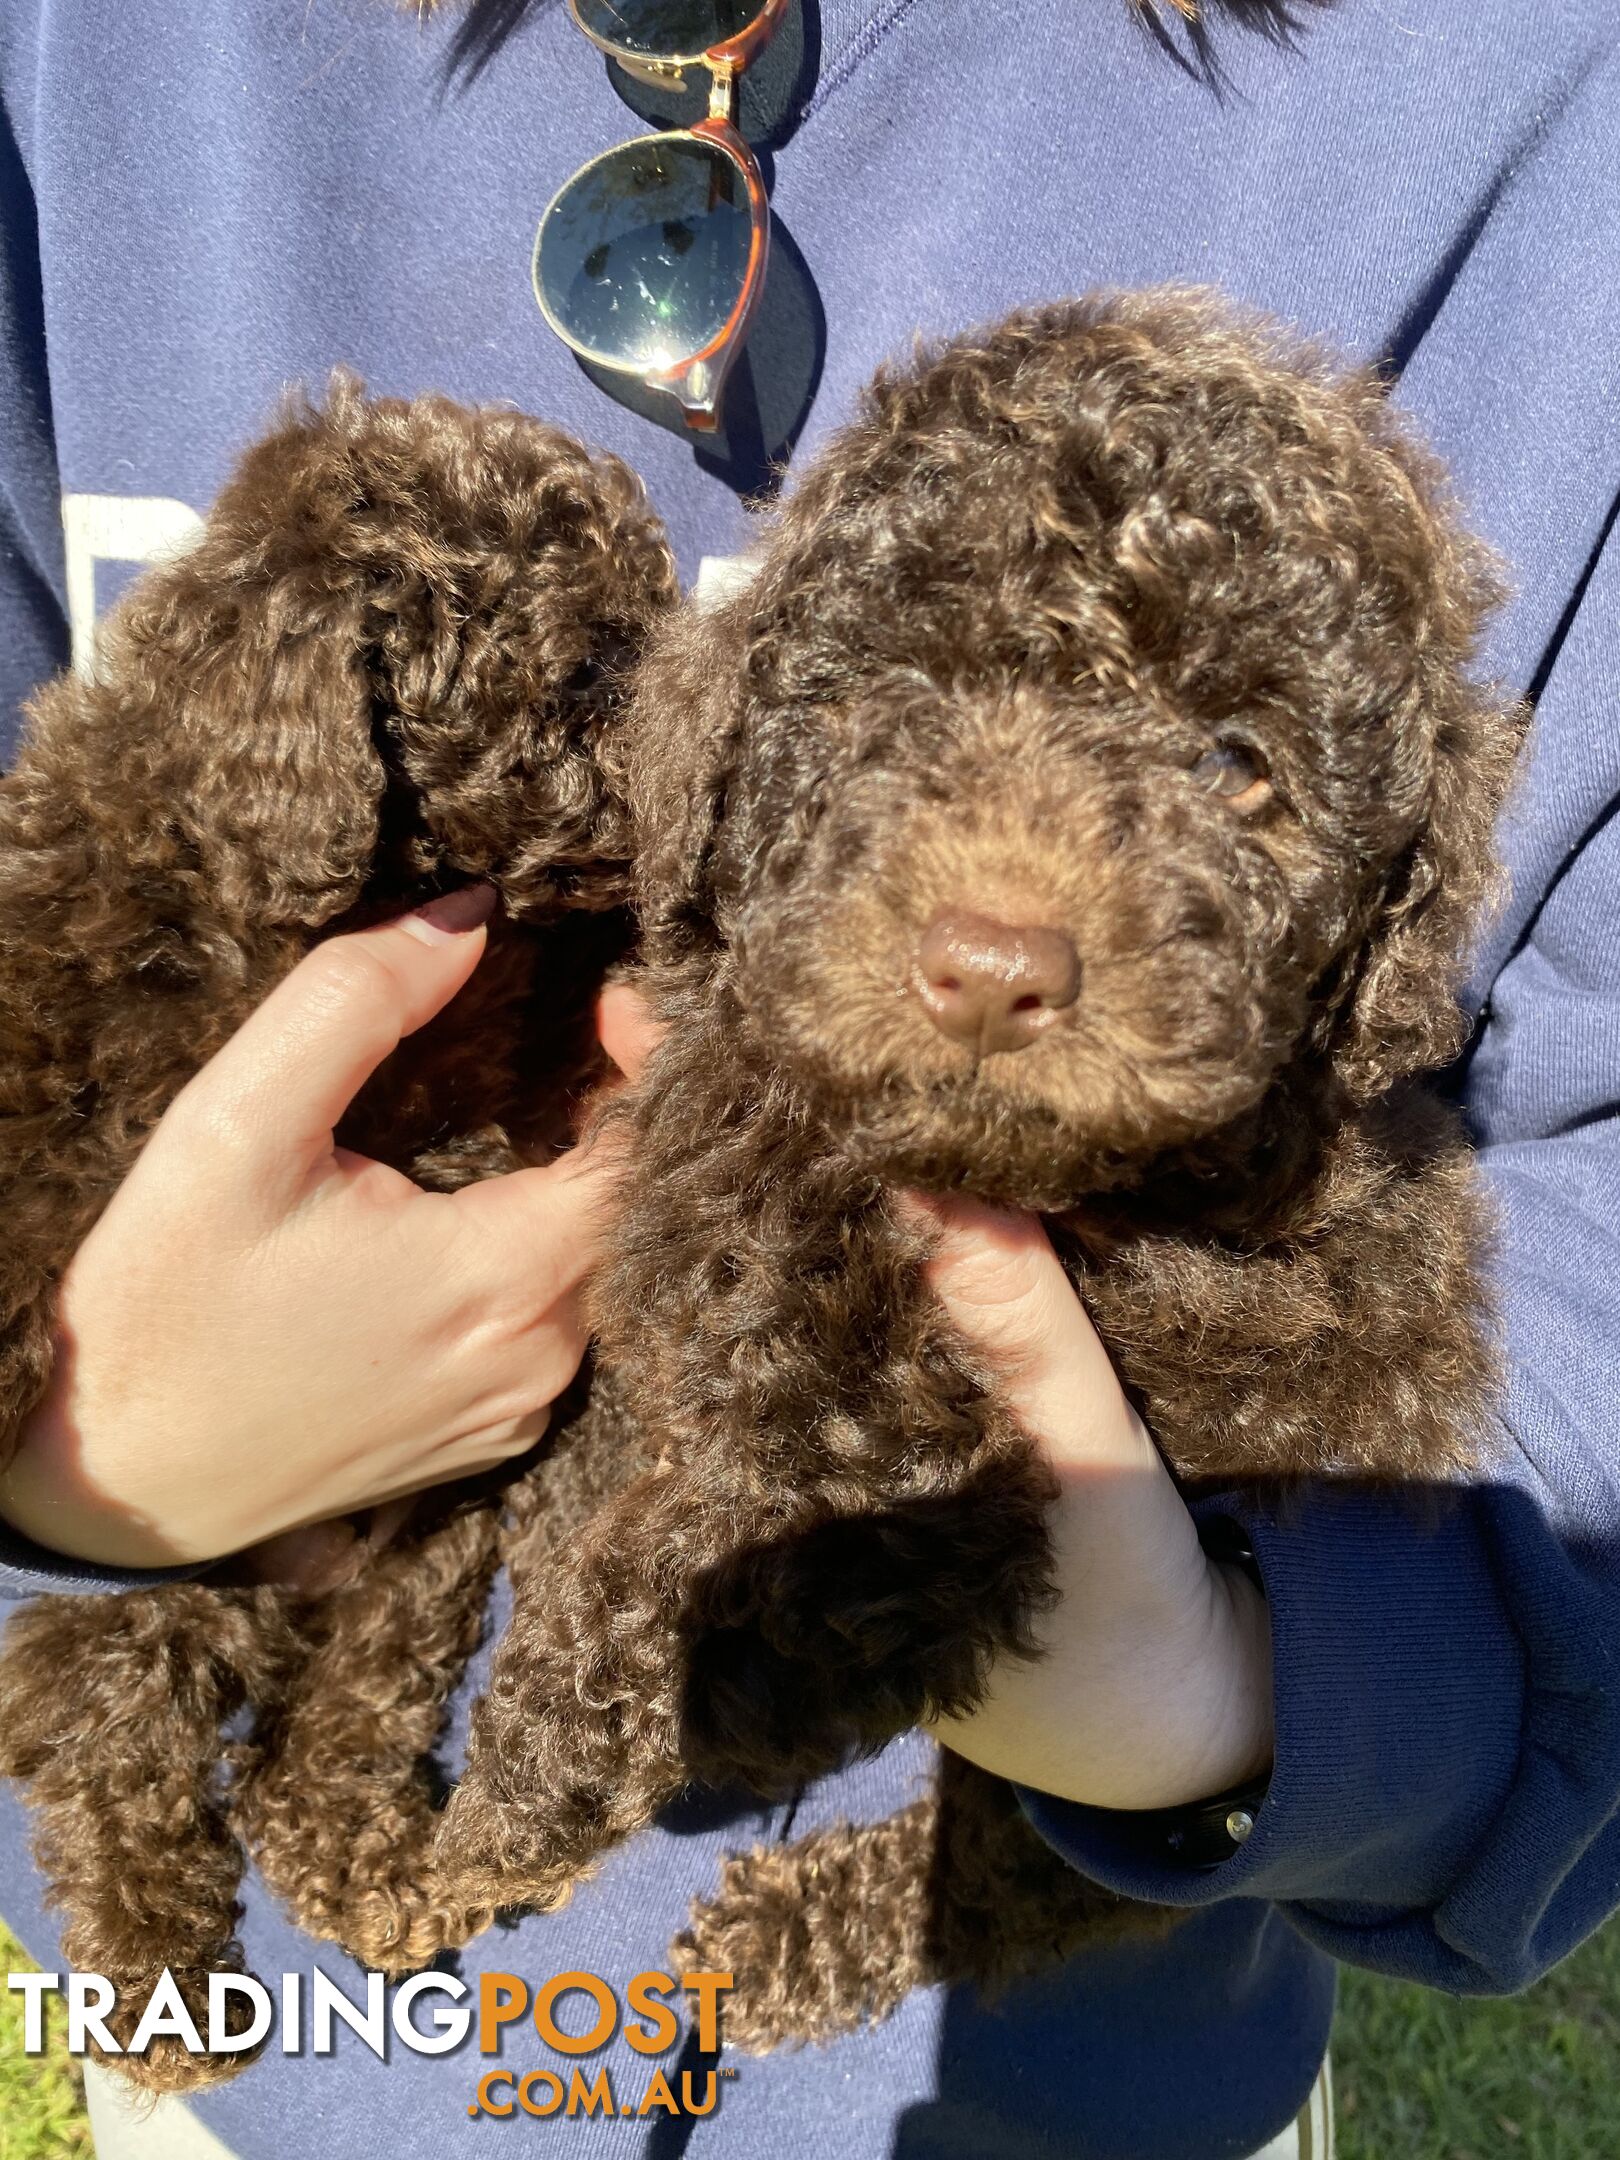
[917,1196,1274,1810]
[599,982,1272,1812]
[0,889,620,1570]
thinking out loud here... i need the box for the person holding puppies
[0,2,1617,2157]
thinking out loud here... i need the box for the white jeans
[83,2056,1335,2160]
[1248,2058,1335,2160]
[82,2063,237,2160]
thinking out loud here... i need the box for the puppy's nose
[914,911,1080,1055]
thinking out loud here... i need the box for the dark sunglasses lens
[572,0,767,61]
[537,137,753,375]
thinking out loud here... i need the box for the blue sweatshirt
[0,4,1617,2156]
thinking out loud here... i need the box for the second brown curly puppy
[0,375,674,2088]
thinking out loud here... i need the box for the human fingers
[909,1194,1151,1471]
[352,1407,557,1510]
[236,1518,371,1592]
[445,1123,628,1306]
[597,979,666,1081]
[154,885,496,1213]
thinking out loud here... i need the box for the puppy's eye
[1192,741,1271,808]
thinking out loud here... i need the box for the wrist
[1198,1558,1275,1793]
[930,1502,1274,1811]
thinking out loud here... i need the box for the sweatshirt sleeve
[1020,507,1620,1997]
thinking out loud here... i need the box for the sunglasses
[532,0,787,431]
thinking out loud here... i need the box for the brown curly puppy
[0,374,675,2088]
[436,289,1525,2046]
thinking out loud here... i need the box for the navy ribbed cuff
[1017,1480,1526,1917]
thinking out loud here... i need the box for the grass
[1334,1917,1620,2160]
[0,1932,91,2160]
[1,1918,1618,2155]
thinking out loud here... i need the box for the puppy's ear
[30,501,382,938]
[1299,393,1528,1106]
[326,383,674,921]
[25,373,676,937]
[615,579,755,956]
[1326,674,1527,1103]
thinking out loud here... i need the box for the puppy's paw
[433,1775,587,1917]
[673,1822,926,2053]
[95,1963,263,2095]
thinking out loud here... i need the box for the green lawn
[1334,1921,1620,2160]
[0,1932,91,2160]
[2,1918,1618,2156]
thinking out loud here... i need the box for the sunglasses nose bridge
[708,63,737,123]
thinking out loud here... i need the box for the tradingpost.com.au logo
[8,1965,736,2121]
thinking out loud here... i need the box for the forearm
[932,1425,1274,1809]
[912,1198,1275,1810]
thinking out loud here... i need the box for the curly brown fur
[442,290,1525,2038]
[439,1065,1060,1903]
[231,1499,505,1975]
[0,376,674,2084]
[674,1752,1169,2052]
[431,1358,669,1910]
[0,1582,301,2091]
[0,287,1527,2070]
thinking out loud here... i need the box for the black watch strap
[1113,1768,1274,1871]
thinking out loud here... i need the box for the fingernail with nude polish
[402,883,498,944]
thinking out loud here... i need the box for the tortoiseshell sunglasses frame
[532,0,788,430]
